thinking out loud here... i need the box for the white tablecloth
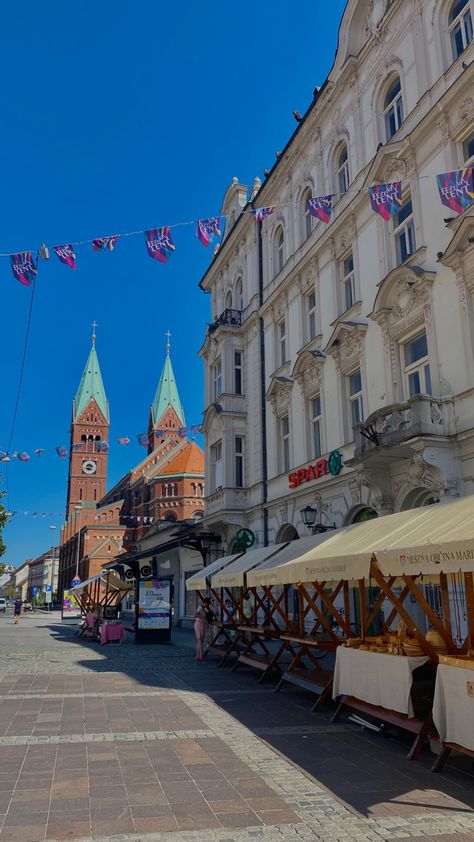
[333,647,429,717]
[433,663,474,750]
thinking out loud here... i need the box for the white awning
[71,570,132,595]
[211,544,289,588]
[246,532,342,587]
[185,552,244,591]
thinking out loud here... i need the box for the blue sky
[1,0,347,567]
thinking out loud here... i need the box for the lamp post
[49,525,57,612]
[73,505,82,586]
[195,532,213,566]
[300,505,336,534]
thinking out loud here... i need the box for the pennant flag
[17,452,30,462]
[72,443,83,451]
[54,244,76,269]
[307,195,333,224]
[178,427,189,438]
[436,168,474,215]
[144,227,175,263]
[34,449,44,457]
[155,429,166,438]
[92,236,119,252]
[136,433,149,448]
[368,181,402,220]
[96,441,109,452]
[117,437,130,446]
[10,252,37,287]
[197,217,222,247]
[191,424,202,434]
[32,512,37,518]
[55,446,67,458]
[253,206,276,222]
[0,455,10,462]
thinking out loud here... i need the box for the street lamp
[49,526,57,611]
[300,505,336,534]
[73,505,82,584]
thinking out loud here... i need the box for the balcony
[354,395,456,459]
[208,309,242,334]
[205,487,249,514]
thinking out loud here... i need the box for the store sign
[288,450,343,489]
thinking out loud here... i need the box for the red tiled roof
[160,441,204,476]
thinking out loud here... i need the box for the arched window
[336,144,350,195]
[234,277,243,310]
[164,511,177,522]
[224,289,232,310]
[383,76,404,140]
[449,0,473,60]
[198,483,203,496]
[274,227,285,275]
[300,188,313,242]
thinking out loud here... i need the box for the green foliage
[7,585,16,599]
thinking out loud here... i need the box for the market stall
[432,656,474,770]
[71,570,133,642]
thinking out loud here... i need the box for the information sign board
[136,577,172,643]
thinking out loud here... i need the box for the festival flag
[17,452,30,462]
[136,433,149,448]
[72,444,83,451]
[178,427,189,438]
[144,228,175,263]
[436,168,474,215]
[307,195,333,224]
[10,252,37,287]
[191,424,202,434]
[253,206,276,222]
[53,244,76,269]
[34,449,44,457]
[155,429,166,438]
[197,217,222,247]
[96,441,109,452]
[92,236,119,252]
[55,446,67,458]
[117,437,130,446]
[368,181,402,220]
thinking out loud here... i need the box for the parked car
[0,598,6,612]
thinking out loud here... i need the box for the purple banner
[10,252,37,286]
[92,236,119,252]
[55,446,67,459]
[368,181,402,220]
[54,244,76,269]
[144,228,175,263]
[197,217,222,247]
[253,206,276,222]
[307,195,333,224]
[136,433,149,448]
[436,168,474,215]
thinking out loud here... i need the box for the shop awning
[211,544,289,589]
[246,532,344,587]
[71,570,132,595]
[185,552,244,591]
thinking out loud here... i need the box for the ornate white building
[199,0,474,552]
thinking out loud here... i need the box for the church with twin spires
[58,331,205,598]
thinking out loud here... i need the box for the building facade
[27,548,59,602]
[199,0,474,552]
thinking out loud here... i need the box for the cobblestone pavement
[0,612,473,842]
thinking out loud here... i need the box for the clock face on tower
[82,460,97,475]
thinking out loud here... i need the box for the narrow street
[0,612,473,842]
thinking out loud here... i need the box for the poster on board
[62,589,82,621]
[136,578,173,643]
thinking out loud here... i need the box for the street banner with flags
[368,181,403,220]
[253,207,276,222]
[144,228,175,263]
[54,244,76,269]
[436,168,474,215]
[10,252,37,286]
[197,217,222,247]
[307,195,333,224]
[92,236,119,251]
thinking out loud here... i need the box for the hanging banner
[197,217,222,247]
[34,449,44,457]
[117,437,130,446]
[96,441,108,452]
[436,168,474,215]
[92,236,119,252]
[191,424,202,434]
[178,427,189,438]
[54,244,76,269]
[368,181,402,220]
[17,452,30,462]
[10,252,37,286]
[307,195,333,224]
[144,228,175,263]
[253,206,276,222]
[136,433,149,448]
[155,429,167,438]
[55,446,67,458]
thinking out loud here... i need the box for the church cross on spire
[165,330,171,354]
[91,320,98,347]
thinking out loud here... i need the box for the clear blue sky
[1,0,347,567]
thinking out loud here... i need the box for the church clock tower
[65,325,110,517]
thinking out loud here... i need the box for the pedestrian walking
[13,598,22,625]
[193,598,210,662]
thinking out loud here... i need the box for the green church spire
[151,332,185,426]
[73,326,109,422]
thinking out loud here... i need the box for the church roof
[151,349,185,427]
[74,344,109,422]
[159,441,204,476]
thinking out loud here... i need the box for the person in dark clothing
[13,598,22,624]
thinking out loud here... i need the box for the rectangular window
[310,394,322,459]
[279,320,287,366]
[404,332,432,396]
[307,290,317,341]
[341,253,355,311]
[349,369,363,428]
[281,415,290,473]
[234,351,242,394]
[235,436,244,488]
[213,358,222,401]
[211,441,223,491]
[393,197,415,265]
[463,132,474,165]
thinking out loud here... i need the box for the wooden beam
[402,575,456,653]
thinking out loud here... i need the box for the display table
[205,622,247,666]
[274,634,336,711]
[100,622,124,645]
[332,647,432,760]
[432,662,474,771]
[231,625,287,684]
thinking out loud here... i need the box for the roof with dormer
[151,350,185,427]
[73,345,109,422]
[159,441,204,476]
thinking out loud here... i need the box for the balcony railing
[354,395,455,459]
[208,309,242,334]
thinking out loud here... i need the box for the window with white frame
[212,358,223,401]
[234,276,243,310]
[383,76,404,141]
[234,350,243,394]
[224,289,232,310]
[278,319,287,366]
[463,131,474,165]
[393,195,416,265]
[449,0,473,61]
[403,331,432,397]
[309,394,322,459]
[337,144,350,195]
[235,436,244,488]
[211,441,223,491]
[348,369,363,428]
[306,289,317,341]
[274,227,285,274]
[280,415,290,473]
[341,252,355,311]
[301,188,313,242]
